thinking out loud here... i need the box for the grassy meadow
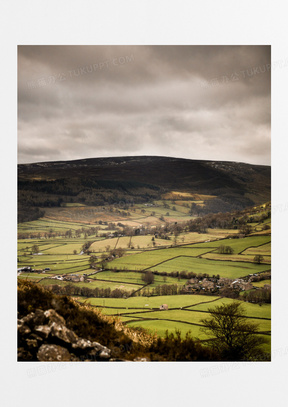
[76,295,271,347]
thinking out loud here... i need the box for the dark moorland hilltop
[18,156,270,222]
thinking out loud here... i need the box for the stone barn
[160,304,168,311]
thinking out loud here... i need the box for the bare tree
[201,302,268,360]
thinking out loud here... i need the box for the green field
[242,242,271,256]
[185,236,271,253]
[77,294,220,309]
[107,236,271,279]
[149,257,270,278]
[77,295,271,342]
[108,246,215,270]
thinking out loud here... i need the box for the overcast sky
[18,45,271,165]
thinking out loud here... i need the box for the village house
[218,277,233,287]
[202,278,216,292]
[231,279,253,291]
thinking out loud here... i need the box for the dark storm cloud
[18,45,271,165]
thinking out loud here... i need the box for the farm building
[160,304,168,311]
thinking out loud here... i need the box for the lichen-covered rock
[37,344,72,361]
[72,339,112,360]
[92,341,110,352]
[34,324,51,339]
[22,312,36,328]
[18,308,113,362]
[44,309,66,325]
[17,320,31,336]
[49,322,78,344]
[33,309,47,326]
[92,342,111,358]
[98,349,111,360]
[72,338,94,350]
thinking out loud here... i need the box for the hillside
[18,156,270,222]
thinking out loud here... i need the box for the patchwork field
[76,295,271,346]
[17,202,271,355]
[107,235,271,279]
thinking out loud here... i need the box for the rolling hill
[18,156,270,222]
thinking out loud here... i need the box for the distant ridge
[18,156,270,220]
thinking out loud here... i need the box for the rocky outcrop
[18,308,113,361]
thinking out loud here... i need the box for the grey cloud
[18,45,271,165]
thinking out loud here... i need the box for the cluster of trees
[46,281,184,299]
[242,287,271,304]
[254,255,264,264]
[141,284,181,296]
[81,241,94,253]
[141,271,155,284]
[47,281,184,299]
[47,284,130,299]
[217,245,234,254]
[18,223,103,240]
[249,272,271,282]
[154,270,218,280]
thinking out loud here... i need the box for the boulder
[33,309,47,326]
[37,344,72,361]
[49,322,78,344]
[44,309,66,325]
[72,338,94,350]
[18,309,112,362]
[21,313,36,328]
[34,324,51,339]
